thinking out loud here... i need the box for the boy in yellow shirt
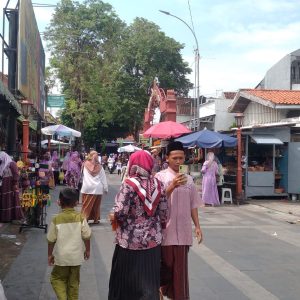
[47,188,91,300]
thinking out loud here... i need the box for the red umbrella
[143,121,191,138]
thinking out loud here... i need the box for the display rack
[19,171,50,234]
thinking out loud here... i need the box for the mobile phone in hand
[179,164,188,174]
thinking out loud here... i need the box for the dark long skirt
[108,244,161,300]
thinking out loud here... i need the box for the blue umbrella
[175,129,237,148]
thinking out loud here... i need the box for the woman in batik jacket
[108,150,168,300]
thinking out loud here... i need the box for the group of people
[1,141,223,299]
[47,141,204,300]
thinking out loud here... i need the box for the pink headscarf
[84,151,101,176]
[128,150,153,177]
[125,150,162,216]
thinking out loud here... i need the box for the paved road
[3,171,300,299]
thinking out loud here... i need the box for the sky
[2,0,300,98]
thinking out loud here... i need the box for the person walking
[61,151,70,185]
[108,150,168,300]
[47,187,91,300]
[65,152,81,189]
[201,151,220,206]
[81,151,108,224]
[51,151,60,186]
[0,151,23,222]
[155,141,203,300]
[116,159,122,176]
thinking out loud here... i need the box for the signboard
[17,0,46,117]
[47,95,65,108]
[153,140,161,146]
[139,135,152,147]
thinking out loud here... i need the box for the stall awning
[251,135,283,144]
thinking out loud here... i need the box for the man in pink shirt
[155,141,203,300]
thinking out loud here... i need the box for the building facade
[256,49,300,91]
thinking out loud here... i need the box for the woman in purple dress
[65,152,81,189]
[201,152,220,206]
[108,150,168,300]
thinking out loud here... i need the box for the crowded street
[1,171,300,299]
[2,1,300,299]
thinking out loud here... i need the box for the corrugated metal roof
[251,134,283,144]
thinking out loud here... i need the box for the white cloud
[241,48,290,64]
[212,22,300,47]
[245,0,296,12]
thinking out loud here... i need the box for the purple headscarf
[62,151,70,171]
[51,151,59,162]
[67,152,81,175]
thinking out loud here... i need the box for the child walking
[47,187,91,300]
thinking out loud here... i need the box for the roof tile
[243,89,300,105]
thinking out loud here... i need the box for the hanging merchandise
[19,161,50,234]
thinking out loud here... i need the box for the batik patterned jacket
[113,181,168,250]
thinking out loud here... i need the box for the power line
[187,0,196,36]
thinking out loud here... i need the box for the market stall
[41,124,81,156]
[244,131,288,198]
[18,160,51,233]
[176,129,238,198]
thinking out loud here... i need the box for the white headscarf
[0,151,12,177]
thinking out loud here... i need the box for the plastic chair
[221,188,233,204]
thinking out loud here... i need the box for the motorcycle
[107,160,116,174]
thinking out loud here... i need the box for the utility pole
[159,10,200,131]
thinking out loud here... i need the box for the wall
[198,98,234,131]
[214,98,235,131]
[292,84,300,90]
[199,100,215,118]
[264,54,291,89]
[176,115,190,124]
[243,102,286,126]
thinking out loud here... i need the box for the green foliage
[45,1,192,147]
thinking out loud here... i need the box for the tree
[105,18,192,139]
[46,2,192,146]
[45,0,125,144]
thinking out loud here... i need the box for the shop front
[0,80,21,155]
[244,127,289,198]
